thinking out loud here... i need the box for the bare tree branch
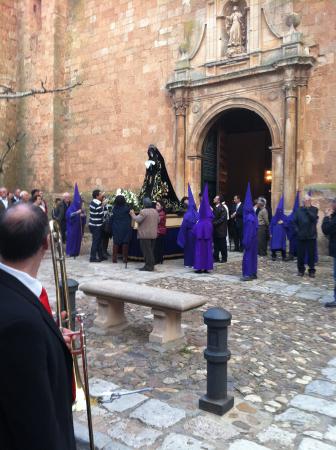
[0,80,82,99]
[0,133,26,174]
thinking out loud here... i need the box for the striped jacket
[89,199,104,227]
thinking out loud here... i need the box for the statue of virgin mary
[139,145,180,211]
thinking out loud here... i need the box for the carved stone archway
[186,97,283,210]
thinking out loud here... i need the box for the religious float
[110,145,184,260]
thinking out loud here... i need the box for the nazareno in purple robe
[270,195,287,251]
[177,183,199,267]
[66,183,86,257]
[242,183,258,277]
[192,183,214,271]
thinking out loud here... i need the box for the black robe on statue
[139,145,180,211]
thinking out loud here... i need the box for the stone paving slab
[159,433,215,450]
[103,390,148,413]
[257,425,297,447]
[130,399,186,429]
[229,440,271,450]
[298,437,336,450]
[305,380,336,398]
[322,368,336,383]
[183,415,241,442]
[108,419,162,449]
[290,395,336,418]
[274,408,322,428]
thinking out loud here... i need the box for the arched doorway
[201,108,272,205]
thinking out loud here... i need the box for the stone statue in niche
[219,0,247,57]
[227,6,243,47]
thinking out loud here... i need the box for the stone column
[283,73,298,211]
[186,155,202,203]
[270,146,284,213]
[174,100,187,199]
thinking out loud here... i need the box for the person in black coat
[230,194,243,251]
[322,198,336,307]
[0,204,76,450]
[213,195,228,262]
[293,195,319,277]
[110,195,132,264]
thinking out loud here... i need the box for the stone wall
[295,0,336,194]
[0,0,18,186]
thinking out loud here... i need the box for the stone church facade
[0,0,335,213]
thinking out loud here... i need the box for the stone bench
[79,280,207,344]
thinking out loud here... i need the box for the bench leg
[94,297,127,330]
[149,308,184,344]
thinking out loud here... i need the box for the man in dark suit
[213,195,228,262]
[231,194,244,251]
[293,194,319,278]
[0,204,76,450]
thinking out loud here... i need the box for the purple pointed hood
[243,183,254,216]
[184,183,199,224]
[199,184,213,220]
[271,195,287,226]
[288,191,300,221]
[193,183,213,239]
[67,183,81,216]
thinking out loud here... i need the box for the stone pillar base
[94,297,127,329]
[149,308,184,344]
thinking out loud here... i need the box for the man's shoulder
[0,274,40,326]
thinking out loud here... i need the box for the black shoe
[309,272,316,278]
[90,258,102,263]
[272,256,276,261]
[221,259,227,263]
[203,270,209,274]
[297,272,304,277]
[139,267,153,272]
[251,275,258,279]
[195,270,203,274]
[100,255,108,261]
[325,301,336,308]
[102,253,109,259]
[285,256,294,261]
[240,276,254,281]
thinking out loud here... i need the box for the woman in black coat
[109,195,132,264]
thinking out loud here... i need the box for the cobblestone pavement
[38,250,336,449]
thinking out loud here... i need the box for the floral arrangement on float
[107,188,140,211]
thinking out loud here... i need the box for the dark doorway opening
[201,108,272,205]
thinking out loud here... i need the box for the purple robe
[66,183,86,257]
[242,183,258,277]
[192,184,214,271]
[270,196,287,251]
[177,184,199,267]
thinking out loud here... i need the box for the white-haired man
[293,194,319,277]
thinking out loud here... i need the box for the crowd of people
[0,182,335,308]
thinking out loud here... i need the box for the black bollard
[59,278,79,330]
[199,307,234,416]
